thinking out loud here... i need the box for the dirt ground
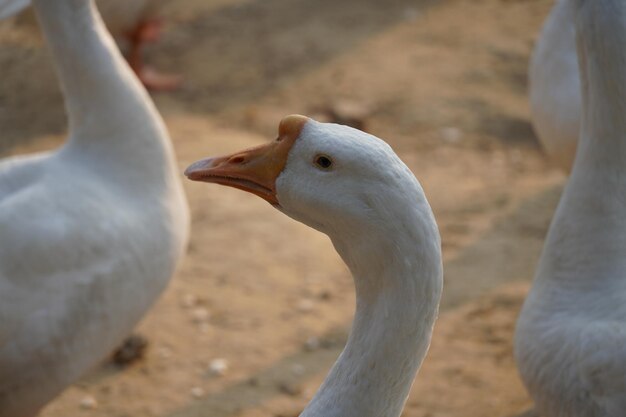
[0,0,566,416]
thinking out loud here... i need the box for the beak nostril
[230,155,246,164]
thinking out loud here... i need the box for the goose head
[186,117,441,417]
[185,115,432,250]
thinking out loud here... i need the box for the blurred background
[0,0,563,416]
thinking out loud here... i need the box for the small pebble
[181,293,198,308]
[440,126,463,144]
[190,386,205,398]
[111,334,148,366]
[79,395,97,410]
[209,358,229,376]
[297,299,315,313]
[318,290,332,301]
[304,337,320,351]
[157,346,172,359]
[191,307,210,323]
[324,100,371,130]
[291,363,305,376]
[278,381,302,397]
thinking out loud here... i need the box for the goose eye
[314,155,333,170]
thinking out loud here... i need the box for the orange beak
[185,115,309,205]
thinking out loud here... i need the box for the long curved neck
[573,0,626,167]
[301,206,442,417]
[538,0,626,289]
[32,0,173,172]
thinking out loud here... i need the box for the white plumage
[529,0,581,172]
[186,115,443,417]
[0,0,189,415]
[515,0,626,415]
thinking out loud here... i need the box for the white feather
[274,120,443,417]
[529,0,581,172]
[516,1,626,415]
[0,1,189,416]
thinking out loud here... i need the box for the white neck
[32,0,175,176]
[300,202,442,417]
[537,0,626,289]
[572,0,626,168]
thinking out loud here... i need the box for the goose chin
[186,170,278,205]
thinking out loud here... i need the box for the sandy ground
[0,0,566,416]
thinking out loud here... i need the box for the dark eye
[314,155,333,170]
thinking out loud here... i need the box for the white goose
[0,0,188,415]
[515,0,626,415]
[529,0,581,172]
[186,115,443,417]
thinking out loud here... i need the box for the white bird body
[186,115,443,417]
[0,1,188,416]
[529,0,581,172]
[515,0,626,415]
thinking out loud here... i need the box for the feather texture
[0,1,188,415]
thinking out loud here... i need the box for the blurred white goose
[529,0,581,172]
[186,115,443,417]
[0,0,189,415]
[515,0,626,416]
[0,0,179,90]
